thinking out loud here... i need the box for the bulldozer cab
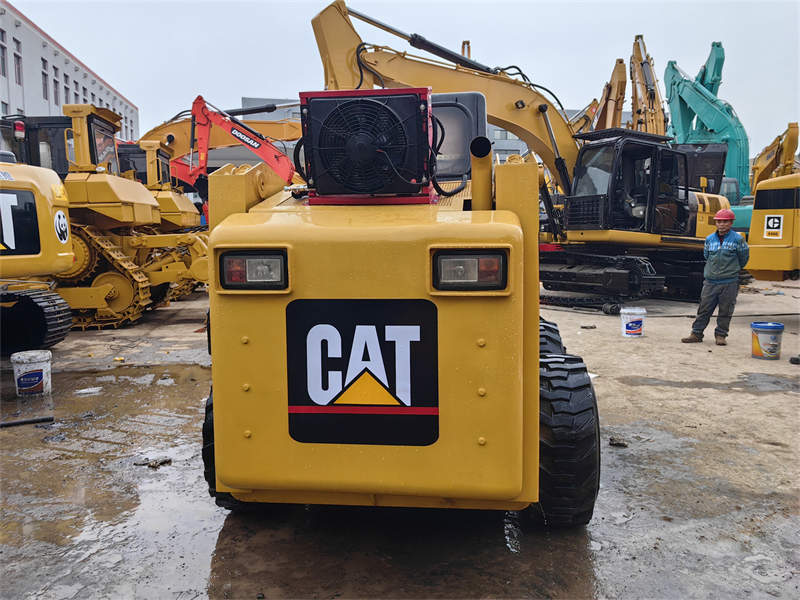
[118,142,175,188]
[566,129,691,235]
[0,106,121,177]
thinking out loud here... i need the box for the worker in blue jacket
[682,209,749,345]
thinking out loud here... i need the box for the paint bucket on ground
[10,350,52,396]
[620,307,647,337]
[751,322,784,360]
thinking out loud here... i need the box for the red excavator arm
[172,95,296,190]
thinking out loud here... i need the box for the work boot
[681,333,703,343]
[715,335,727,346]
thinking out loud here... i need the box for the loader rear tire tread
[529,354,600,527]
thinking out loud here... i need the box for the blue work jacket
[703,230,749,284]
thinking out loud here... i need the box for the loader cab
[566,128,690,235]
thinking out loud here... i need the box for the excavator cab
[566,129,691,236]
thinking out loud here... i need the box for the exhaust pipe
[470,136,493,211]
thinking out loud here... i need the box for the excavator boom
[312,0,579,193]
[139,116,301,164]
[629,35,667,135]
[595,59,627,131]
[664,43,750,196]
[750,123,799,192]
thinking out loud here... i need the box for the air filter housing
[299,89,432,198]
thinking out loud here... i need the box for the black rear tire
[528,354,601,526]
[539,317,566,355]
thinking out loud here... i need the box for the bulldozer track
[0,288,72,353]
[68,226,152,330]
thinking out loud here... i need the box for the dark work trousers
[691,281,739,339]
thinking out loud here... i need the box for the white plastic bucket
[751,322,784,360]
[10,350,52,396]
[620,307,647,337]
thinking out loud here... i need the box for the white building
[0,1,138,140]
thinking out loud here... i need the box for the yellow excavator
[745,173,799,281]
[311,1,726,307]
[750,123,799,195]
[0,106,208,328]
[0,161,74,353]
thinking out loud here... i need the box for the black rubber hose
[432,174,468,197]
[0,416,54,428]
[293,138,308,183]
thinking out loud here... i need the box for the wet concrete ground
[1,285,798,599]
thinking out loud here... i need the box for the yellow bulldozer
[0,161,74,353]
[0,105,208,329]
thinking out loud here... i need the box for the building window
[14,54,22,85]
[13,39,20,53]
[91,93,95,103]
[493,129,507,140]
[1,102,8,115]
[82,86,87,96]
[74,92,79,103]
[16,108,24,115]
[64,74,69,85]
[0,29,5,43]
[42,72,49,100]
[0,44,6,78]
[41,58,48,71]
[64,85,69,105]
[53,80,59,105]
[53,66,59,79]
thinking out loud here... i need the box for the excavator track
[539,250,664,309]
[0,288,72,354]
[64,226,152,330]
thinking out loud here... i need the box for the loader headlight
[219,250,288,290]
[433,250,507,291]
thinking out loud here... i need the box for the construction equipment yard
[1,2,798,599]
[1,281,797,599]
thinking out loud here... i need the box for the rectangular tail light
[433,250,507,291]
[219,250,288,290]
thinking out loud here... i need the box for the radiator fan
[300,90,431,196]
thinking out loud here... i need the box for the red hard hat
[714,209,735,221]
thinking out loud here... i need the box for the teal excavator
[664,42,751,229]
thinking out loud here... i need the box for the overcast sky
[11,0,799,155]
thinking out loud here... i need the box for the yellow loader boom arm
[312,0,580,193]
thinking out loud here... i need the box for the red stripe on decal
[288,406,439,415]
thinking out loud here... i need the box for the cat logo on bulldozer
[286,299,438,446]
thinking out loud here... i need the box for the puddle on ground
[618,372,799,394]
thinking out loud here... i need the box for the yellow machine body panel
[208,162,542,510]
[64,172,160,227]
[154,189,201,230]
[746,174,800,280]
[0,163,73,278]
